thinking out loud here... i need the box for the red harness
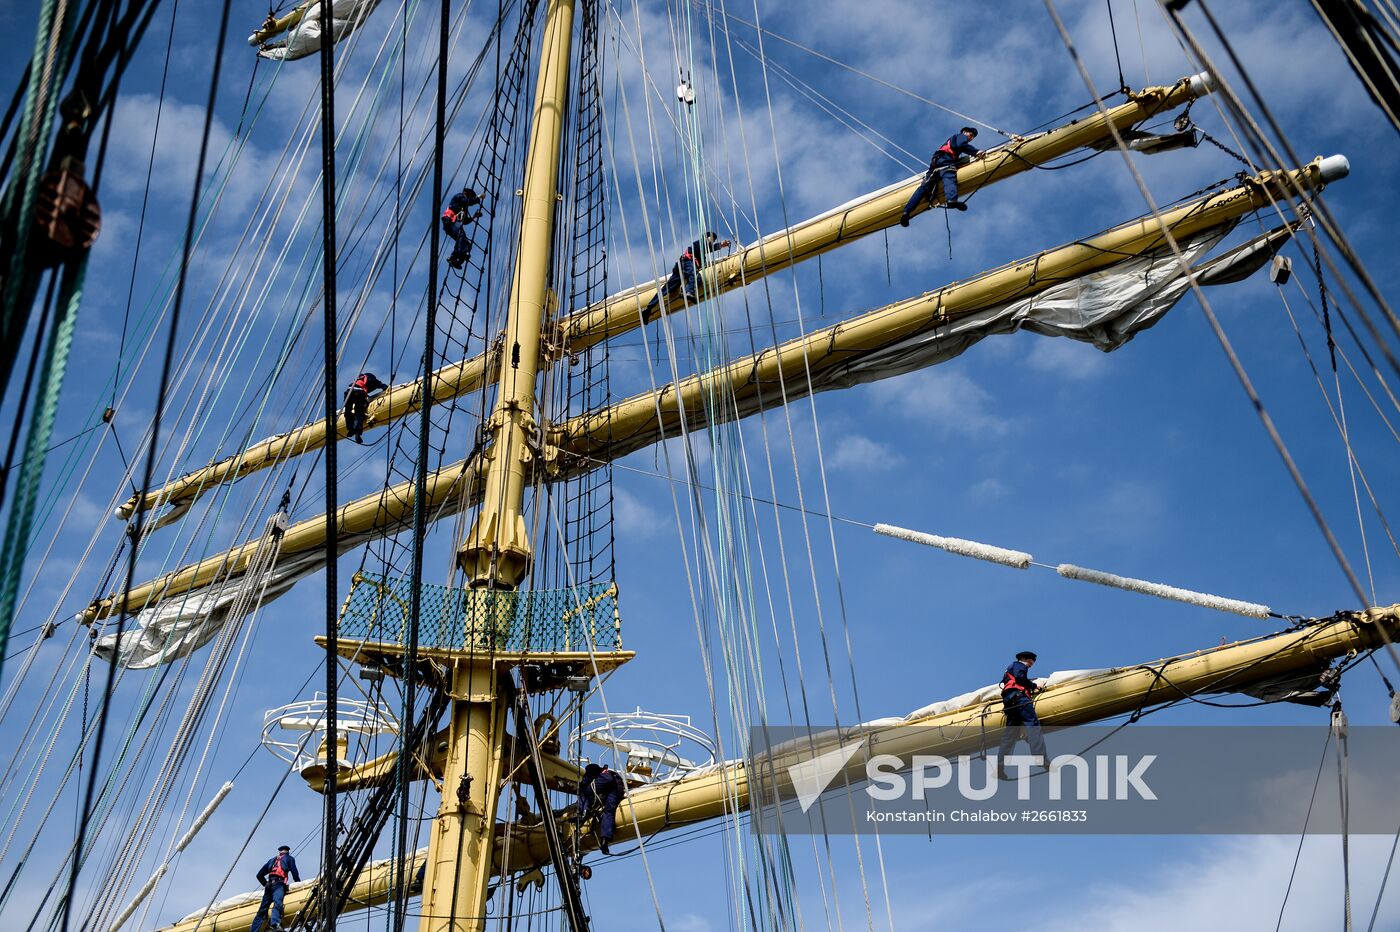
[1001,671,1030,696]
[441,207,459,223]
[268,855,288,885]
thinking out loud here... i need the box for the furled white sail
[255,0,381,62]
[88,224,1291,669]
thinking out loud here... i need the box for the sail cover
[93,531,374,669]
[88,224,1290,668]
[257,0,381,62]
[797,222,1271,393]
[562,221,1296,466]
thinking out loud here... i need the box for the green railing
[338,573,622,653]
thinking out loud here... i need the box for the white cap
[1188,72,1215,96]
[1317,154,1350,183]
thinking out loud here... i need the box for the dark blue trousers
[642,256,698,321]
[443,219,471,264]
[250,882,286,932]
[597,803,618,842]
[584,791,624,842]
[903,163,959,216]
[997,693,1047,764]
[344,387,368,440]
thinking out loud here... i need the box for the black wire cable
[392,0,450,924]
[0,272,58,510]
[316,0,341,922]
[60,4,233,928]
[111,0,181,411]
[1105,0,1127,91]
[1369,817,1400,931]
[1273,724,1334,932]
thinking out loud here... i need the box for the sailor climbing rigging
[900,127,983,225]
[996,650,1048,778]
[641,231,732,322]
[579,762,627,855]
[342,372,387,444]
[442,186,483,269]
[250,844,300,932]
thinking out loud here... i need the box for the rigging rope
[315,0,342,919]
[391,0,450,922]
[696,3,1018,137]
[1106,0,1127,91]
[1044,0,1400,675]
[63,3,234,928]
[1167,0,1400,379]
[1334,702,1353,932]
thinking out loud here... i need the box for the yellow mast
[417,0,578,929]
[559,158,1344,462]
[81,159,1342,627]
[114,73,1214,525]
[152,605,1400,932]
[456,0,574,589]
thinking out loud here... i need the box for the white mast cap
[1318,154,1350,183]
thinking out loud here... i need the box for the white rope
[873,523,1032,570]
[874,522,1271,616]
[1056,563,1270,618]
[107,781,233,932]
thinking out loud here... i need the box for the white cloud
[1074,479,1166,542]
[885,835,1398,932]
[1026,337,1110,381]
[1036,836,1397,932]
[614,486,664,538]
[868,368,1010,438]
[825,433,903,472]
[968,476,1008,501]
[670,913,713,932]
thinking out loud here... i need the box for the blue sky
[0,0,1398,929]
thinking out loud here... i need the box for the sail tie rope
[873,522,1271,618]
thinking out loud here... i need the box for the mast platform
[320,571,632,673]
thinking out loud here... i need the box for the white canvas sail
[87,224,1290,669]
[255,0,382,62]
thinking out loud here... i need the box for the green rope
[0,260,86,677]
[0,0,77,370]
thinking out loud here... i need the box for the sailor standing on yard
[250,844,300,932]
[641,231,732,322]
[900,127,984,225]
[342,371,388,444]
[996,650,1048,778]
[578,763,627,855]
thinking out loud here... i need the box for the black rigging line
[1309,0,1400,134]
[0,272,58,510]
[1105,0,1127,91]
[316,0,342,922]
[393,0,451,923]
[1273,725,1333,932]
[1180,1,1400,372]
[60,0,232,927]
[112,0,180,411]
[1369,818,1400,931]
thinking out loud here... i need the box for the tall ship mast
[0,1,1397,930]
